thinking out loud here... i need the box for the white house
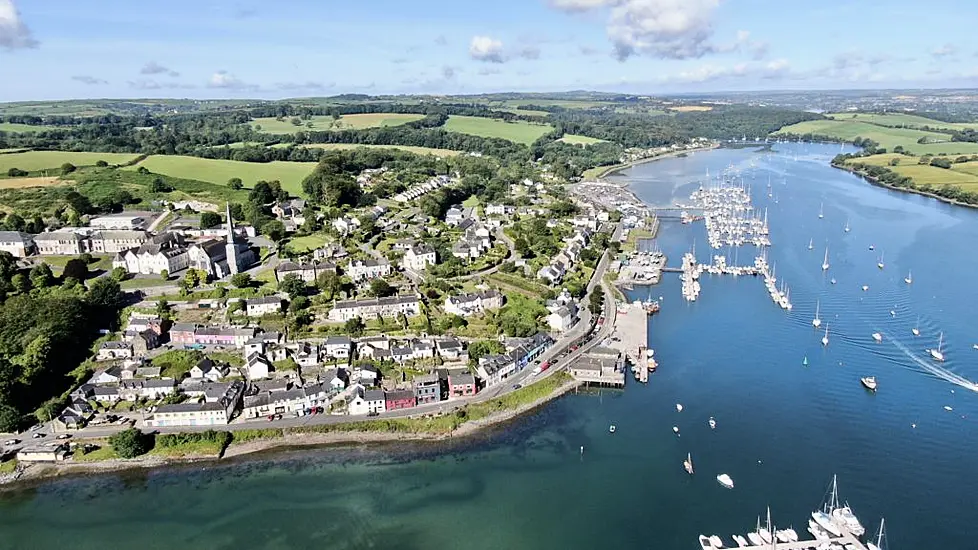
[327,296,421,322]
[90,214,148,231]
[547,306,575,332]
[97,341,133,361]
[0,231,35,257]
[347,258,391,281]
[443,290,505,317]
[34,231,84,255]
[485,204,515,216]
[245,352,272,380]
[401,243,437,271]
[246,296,283,317]
[189,358,227,382]
[323,336,352,360]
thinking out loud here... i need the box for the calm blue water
[2,143,976,549]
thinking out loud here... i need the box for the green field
[286,233,329,253]
[0,122,60,133]
[298,143,461,157]
[843,153,978,191]
[559,134,607,146]
[497,108,550,117]
[776,119,978,155]
[826,112,978,131]
[125,156,317,196]
[252,113,425,134]
[0,151,140,173]
[443,115,553,145]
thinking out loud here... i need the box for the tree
[230,273,252,288]
[87,277,124,313]
[137,166,150,175]
[29,263,53,288]
[110,266,128,281]
[262,220,287,242]
[60,163,76,175]
[6,168,27,177]
[343,317,366,337]
[289,295,310,312]
[316,270,342,299]
[35,396,66,422]
[249,181,276,205]
[95,160,109,167]
[468,340,505,363]
[159,269,169,281]
[109,428,151,459]
[149,177,171,193]
[0,403,21,433]
[62,258,88,281]
[183,269,202,289]
[200,211,222,229]
[11,273,30,293]
[278,273,305,299]
[227,177,243,190]
[369,278,394,298]
[155,298,172,319]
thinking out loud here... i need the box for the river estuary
[1,142,976,549]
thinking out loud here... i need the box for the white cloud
[71,75,107,85]
[657,59,792,84]
[932,43,956,58]
[207,70,258,91]
[0,0,37,49]
[469,35,505,63]
[519,45,541,60]
[548,0,608,11]
[140,61,180,77]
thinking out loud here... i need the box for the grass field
[0,176,63,189]
[559,134,607,146]
[298,143,461,157]
[491,99,608,110]
[497,108,550,117]
[668,105,713,112]
[826,112,978,131]
[252,113,425,134]
[286,233,329,253]
[843,153,978,192]
[125,156,317,196]
[0,122,60,133]
[0,151,140,173]
[776,119,978,155]
[443,115,553,145]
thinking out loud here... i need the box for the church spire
[226,202,240,275]
[225,202,235,243]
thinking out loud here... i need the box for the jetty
[608,301,652,382]
[703,526,870,550]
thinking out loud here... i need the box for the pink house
[194,327,237,346]
[449,372,477,397]
[169,323,197,345]
[384,390,416,411]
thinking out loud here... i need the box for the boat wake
[888,336,978,393]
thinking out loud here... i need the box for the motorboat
[821,326,829,346]
[818,202,824,219]
[861,376,878,391]
[676,403,683,412]
[709,416,717,429]
[813,300,822,328]
[844,219,850,233]
[861,285,869,291]
[684,453,694,475]
[869,244,875,250]
[904,270,912,284]
[929,332,945,362]
[709,535,724,548]
[746,532,764,546]
[808,519,830,540]
[731,534,749,548]
[973,344,978,350]
[784,528,799,542]
[831,505,865,537]
[609,425,616,434]
[872,332,882,343]
[889,310,896,317]
[803,356,809,366]
[775,530,790,543]
[811,511,842,537]
[912,317,920,336]
[673,426,680,436]
[944,405,954,412]
[698,535,713,550]
[830,278,837,285]
[716,473,734,489]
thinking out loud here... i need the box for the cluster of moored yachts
[698,477,887,549]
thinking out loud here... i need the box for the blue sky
[1,0,976,101]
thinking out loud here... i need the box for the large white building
[89,214,148,231]
[347,258,391,281]
[34,232,84,255]
[90,230,149,254]
[0,231,35,257]
[401,243,437,271]
[443,290,505,317]
[112,234,189,275]
[145,381,244,427]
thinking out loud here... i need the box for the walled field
[442,115,553,145]
[844,153,978,192]
[125,156,317,196]
[668,105,713,112]
[252,113,425,134]
[776,119,978,155]
[826,112,978,131]
[0,176,63,189]
[0,151,140,173]
[559,134,607,146]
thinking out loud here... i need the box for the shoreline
[0,377,583,490]
[591,144,719,182]
[833,163,978,211]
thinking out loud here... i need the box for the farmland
[559,134,607,146]
[125,156,317,196]
[842,153,978,192]
[775,119,978,155]
[826,112,978,131]
[442,115,553,145]
[0,176,62,189]
[298,143,462,157]
[252,113,425,134]
[0,151,140,173]
[0,122,61,133]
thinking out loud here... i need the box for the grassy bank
[251,113,425,134]
[124,156,317,197]
[0,460,17,475]
[775,119,978,156]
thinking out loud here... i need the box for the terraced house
[327,296,421,322]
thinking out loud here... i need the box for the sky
[1,0,977,102]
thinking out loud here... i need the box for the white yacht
[877,251,885,269]
[867,518,887,550]
[676,403,683,412]
[822,247,830,271]
[862,285,869,291]
[872,332,882,343]
[609,425,616,434]
[673,426,680,435]
[832,505,866,537]
[709,416,717,429]
[811,511,842,537]
[813,300,822,328]
[746,532,764,546]
[904,270,912,284]
[784,528,799,542]
[929,332,945,362]
[709,535,724,548]
[808,519,830,540]
[861,376,878,391]
[822,326,829,346]
[731,534,749,547]
[716,473,734,489]
[775,530,790,543]
[818,202,824,219]
[684,453,694,475]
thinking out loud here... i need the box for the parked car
[315,406,324,414]
[56,434,72,440]
[3,439,19,446]
[267,415,276,421]
[512,384,522,390]
[367,411,380,417]
[31,433,44,439]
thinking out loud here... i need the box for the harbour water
[2,142,978,549]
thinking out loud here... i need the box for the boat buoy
[676,403,683,412]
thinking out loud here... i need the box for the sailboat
[812,300,822,328]
[877,251,885,269]
[683,453,694,475]
[821,326,829,346]
[844,219,850,233]
[929,332,945,362]
[821,247,830,271]
[818,202,824,219]
[867,518,887,550]
[708,416,716,429]
[803,356,808,366]
[808,238,814,250]
[904,270,912,284]
[912,316,920,337]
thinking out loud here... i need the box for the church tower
[225,202,241,275]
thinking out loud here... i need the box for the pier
[703,526,870,550]
[609,301,652,382]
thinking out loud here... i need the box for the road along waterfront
[1,142,977,549]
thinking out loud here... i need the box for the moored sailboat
[905,270,912,284]
[912,316,920,336]
[812,300,821,328]
[929,332,945,362]
[808,238,814,250]
[684,453,694,475]
[867,518,887,550]
[821,246,830,271]
[877,250,885,269]
[821,325,829,346]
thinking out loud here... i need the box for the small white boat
[698,535,713,550]
[929,332,945,362]
[904,270,912,284]
[867,518,887,550]
[889,310,896,317]
[673,426,680,435]
[808,238,814,250]
[609,425,616,433]
[832,506,865,537]
[784,528,799,542]
[684,453,694,475]
[717,473,734,489]
[775,530,790,543]
[818,202,824,219]
[821,325,829,347]
[709,535,723,548]
[944,406,954,412]
[811,511,842,537]
[808,519,829,540]
[872,332,882,343]
[746,533,764,546]
[912,317,920,336]
[869,244,875,250]
[973,344,978,350]
[708,416,717,429]
[676,403,683,412]
[861,376,878,391]
[877,251,885,269]
[830,278,837,285]
[844,219,850,233]
[731,534,749,547]
[813,300,822,328]
[862,285,869,291]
